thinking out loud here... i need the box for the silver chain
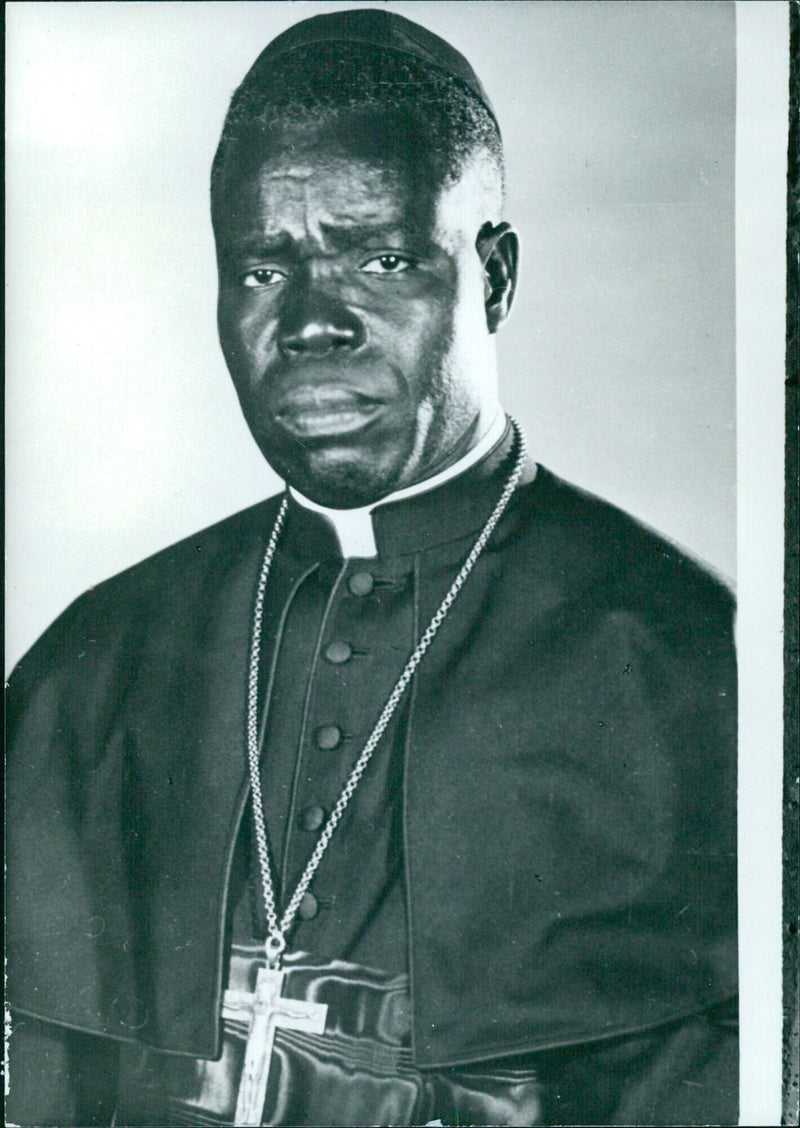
[246,420,527,968]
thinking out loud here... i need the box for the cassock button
[298,892,319,921]
[324,641,353,664]
[348,571,374,596]
[299,805,325,832]
[315,724,342,751]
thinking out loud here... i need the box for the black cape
[7,457,737,1068]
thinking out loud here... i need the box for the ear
[476,222,519,333]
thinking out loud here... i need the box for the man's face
[214,115,498,507]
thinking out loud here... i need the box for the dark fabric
[533,1002,738,1125]
[6,1013,119,1127]
[6,1002,738,1126]
[224,474,435,975]
[111,949,544,1127]
[244,9,499,129]
[241,546,414,974]
[6,429,737,1071]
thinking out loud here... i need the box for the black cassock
[7,426,738,1125]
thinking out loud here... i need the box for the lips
[272,385,387,438]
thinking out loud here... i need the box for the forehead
[214,118,445,241]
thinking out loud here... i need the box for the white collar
[289,411,507,558]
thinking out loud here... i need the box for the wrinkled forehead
[213,114,449,241]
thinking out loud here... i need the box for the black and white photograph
[5,2,789,1124]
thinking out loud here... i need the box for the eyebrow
[319,222,410,249]
[223,234,294,259]
[222,221,415,260]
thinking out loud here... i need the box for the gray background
[5,0,736,671]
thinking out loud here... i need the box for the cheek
[456,251,489,321]
[218,295,277,378]
[374,288,459,371]
[445,263,490,367]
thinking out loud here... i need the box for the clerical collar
[288,411,507,558]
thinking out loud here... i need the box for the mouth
[272,387,387,438]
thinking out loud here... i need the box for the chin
[279,445,403,509]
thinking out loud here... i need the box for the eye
[360,253,414,275]
[240,267,287,288]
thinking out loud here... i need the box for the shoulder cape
[7,468,737,1066]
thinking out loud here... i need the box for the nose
[278,284,365,358]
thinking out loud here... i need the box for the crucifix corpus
[222,966,328,1126]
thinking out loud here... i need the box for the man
[7,9,737,1125]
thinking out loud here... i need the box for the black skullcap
[246,8,499,132]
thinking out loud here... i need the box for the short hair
[211,42,505,219]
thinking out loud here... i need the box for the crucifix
[222,966,328,1126]
[230,442,525,1125]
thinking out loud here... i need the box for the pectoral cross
[222,966,328,1126]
